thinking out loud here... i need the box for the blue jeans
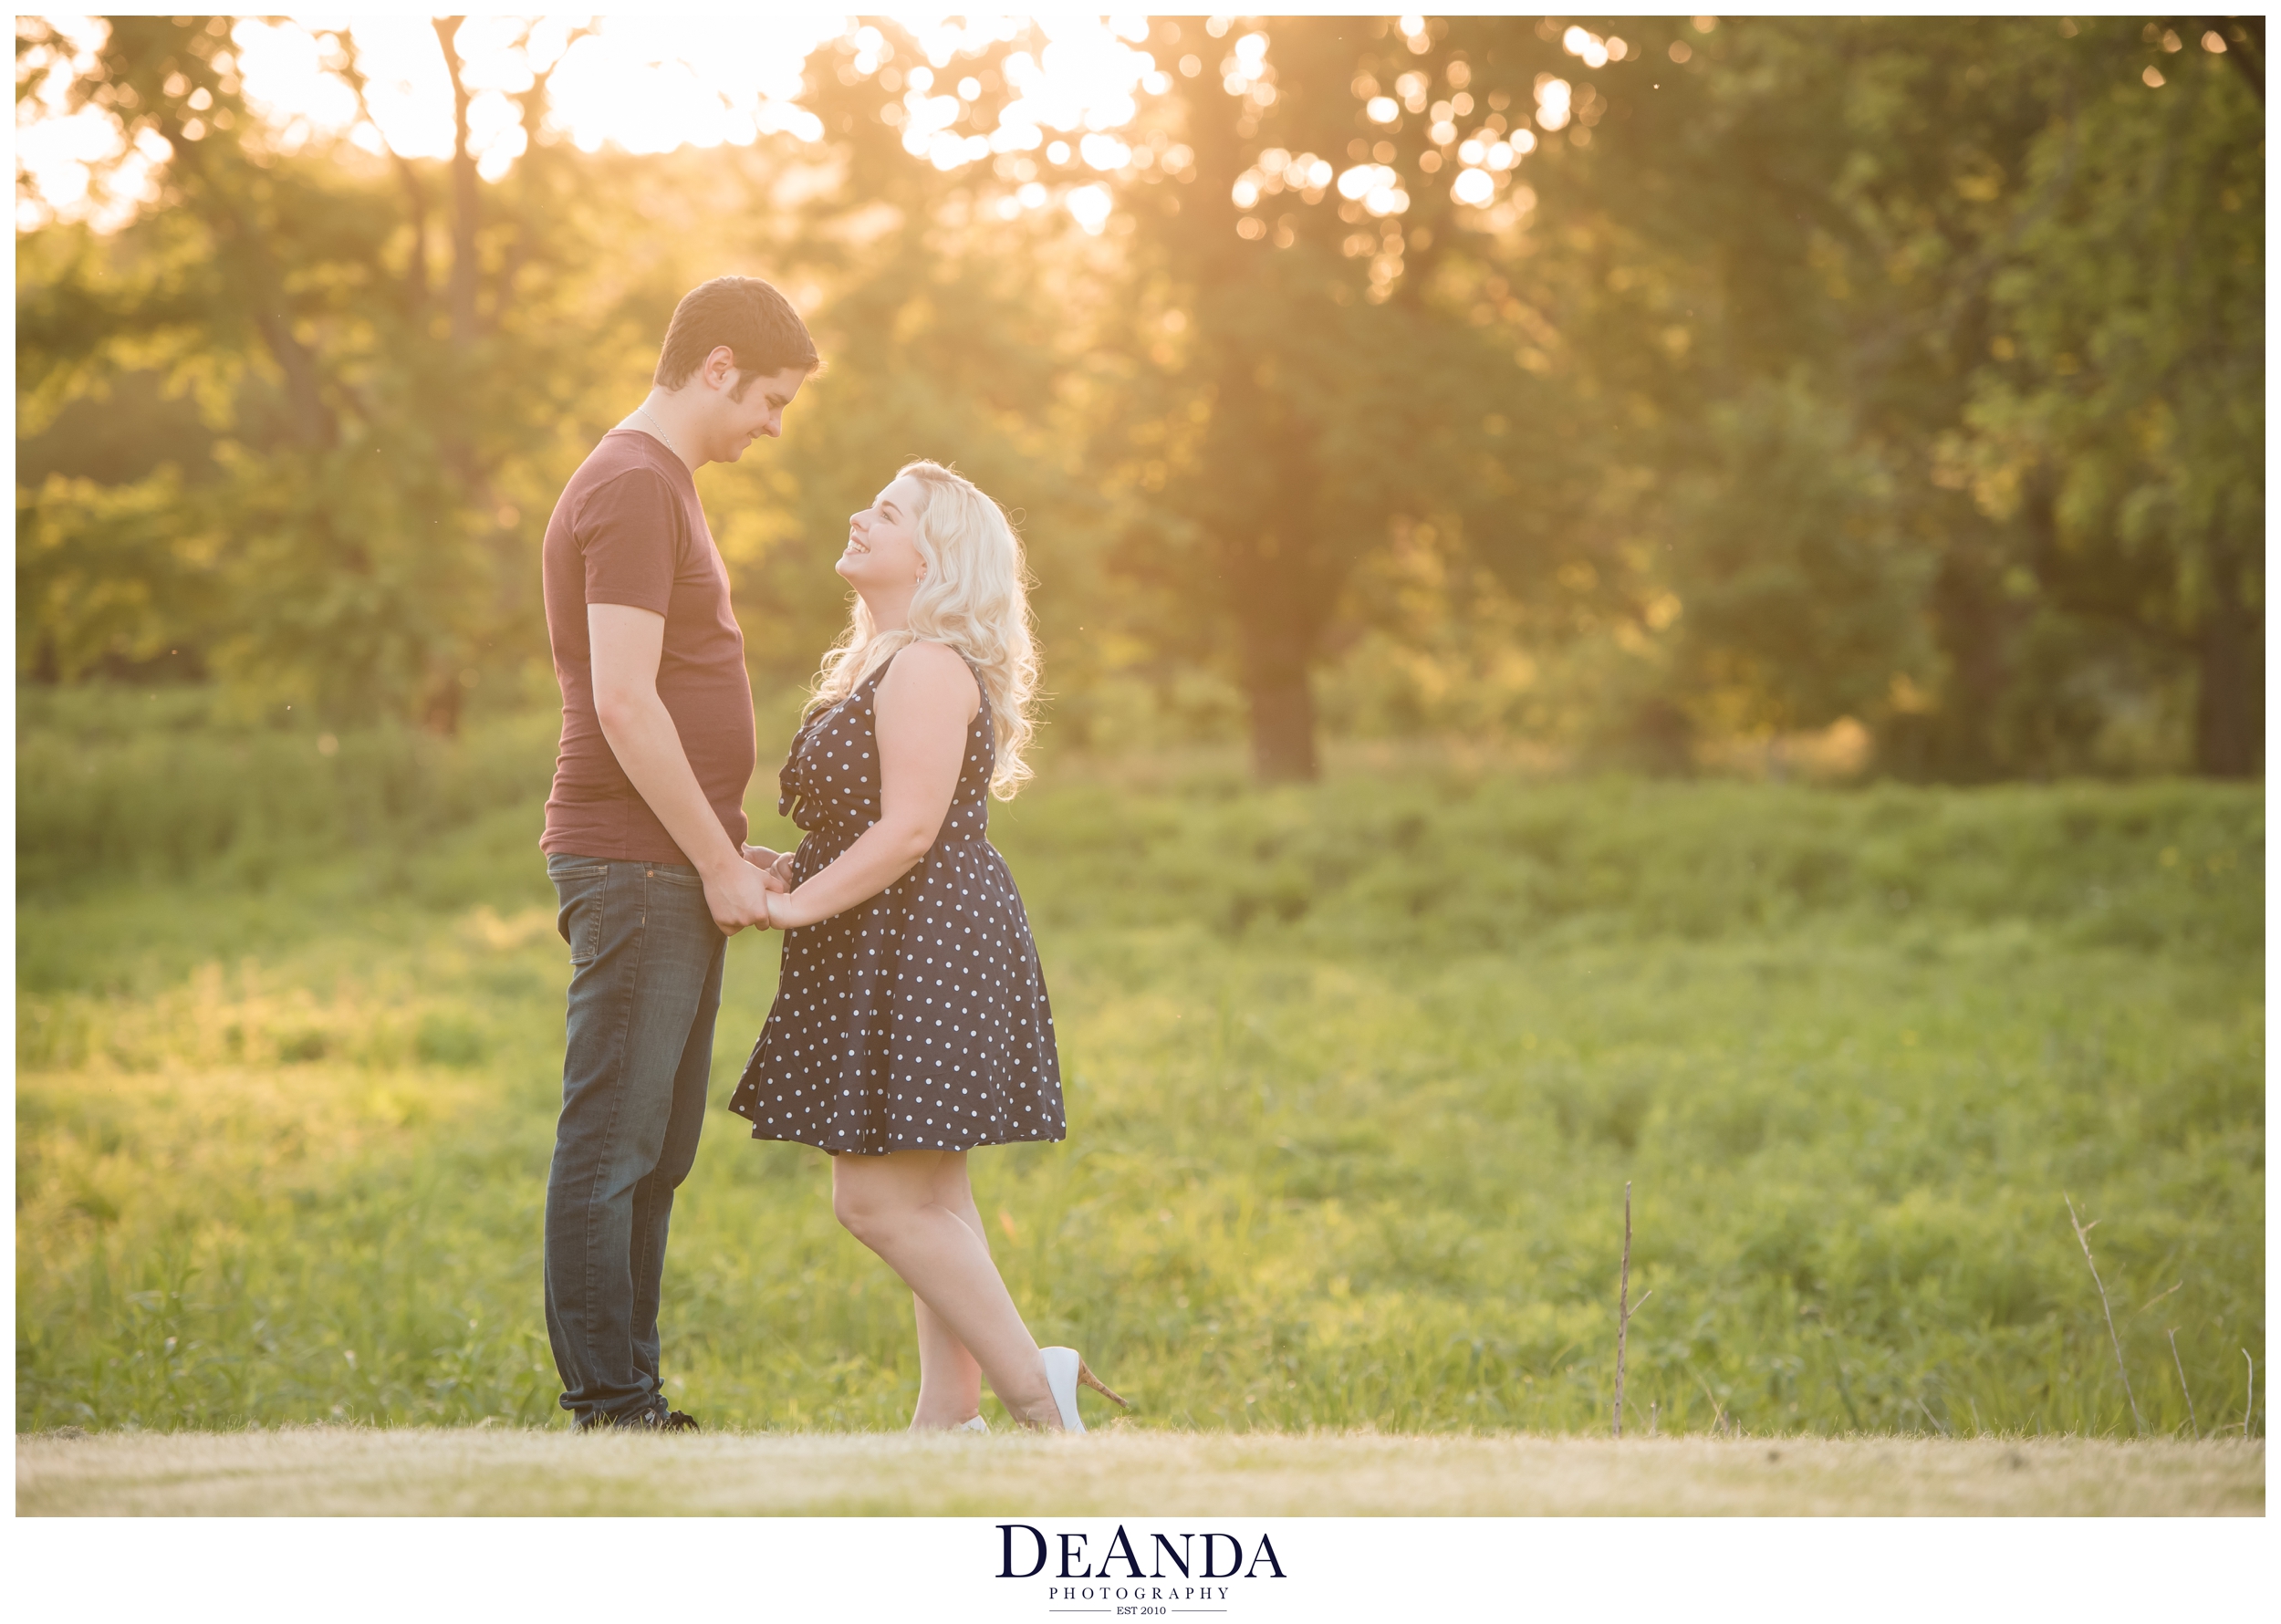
[544,853,725,1426]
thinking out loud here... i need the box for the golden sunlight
[16,14,1168,233]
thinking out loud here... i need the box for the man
[538,276,818,1431]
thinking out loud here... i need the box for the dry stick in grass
[2245,1350,2255,1440]
[1612,1182,1631,1438]
[1610,1182,1652,1440]
[2167,1330,2198,1440]
[2064,1192,2144,1436]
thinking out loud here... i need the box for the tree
[16,16,623,727]
[1957,18,2264,775]
[1665,381,1933,740]
[1080,17,1574,779]
[1501,15,2262,776]
[749,18,1540,778]
[21,16,2255,781]
[716,26,1125,707]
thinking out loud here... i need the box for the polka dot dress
[729,648,1066,1156]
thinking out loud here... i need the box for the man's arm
[589,602,777,934]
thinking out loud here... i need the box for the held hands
[707,845,795,937]
[741,843,794,886]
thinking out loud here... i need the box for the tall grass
[14,689,2265,1437]
[15,686,556,891]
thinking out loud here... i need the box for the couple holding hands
[538,276,1120,1435]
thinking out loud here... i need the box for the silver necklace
[632,404,683,461]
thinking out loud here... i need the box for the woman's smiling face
[838,474,928,599]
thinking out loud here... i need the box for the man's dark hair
[654,276,820,397]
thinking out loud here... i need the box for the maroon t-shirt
[540,429,755,863]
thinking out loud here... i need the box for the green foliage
[13,17,693,724]
[15,467,217,681]
[1667,380,1933,734]
[1957,21,2265,775]
[14,699,2263,1437]
[16,16,2257,779]
[710,202,1115,698]
[1557,16,2264,774]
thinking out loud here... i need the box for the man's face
[704,363,808,463]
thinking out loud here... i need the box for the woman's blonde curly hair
[807,460,1042,797]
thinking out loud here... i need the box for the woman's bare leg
[910,1155,985,1428]
[832,1149,1059,1429]
[911,1295,982,1429]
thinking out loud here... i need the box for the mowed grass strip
[16,1429,2263,1516]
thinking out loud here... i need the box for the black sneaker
[577,1405,698,1433]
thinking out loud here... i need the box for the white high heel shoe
[958,1415,989,1432]
[1039,1346,1130,1434]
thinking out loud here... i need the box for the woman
[730,460,1125,1433]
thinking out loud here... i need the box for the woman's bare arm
[766,641,979,931]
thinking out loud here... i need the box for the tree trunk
[433,18,481,346]
[422,664,465,737]
[167,130,336,447]
[2193,602,2262,776]
[1234,582,1320,783]
[1245,672,1319,784]
[1224,526,1325,782]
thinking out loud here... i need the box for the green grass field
[14,692,2265,1442]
